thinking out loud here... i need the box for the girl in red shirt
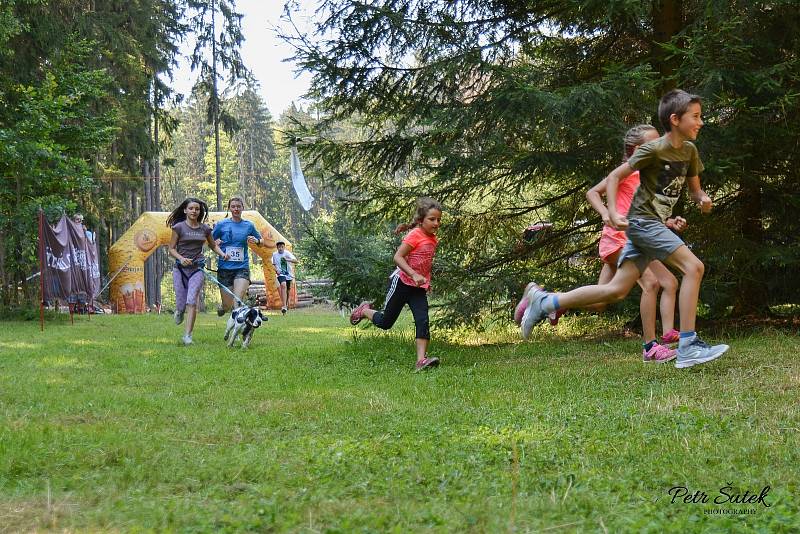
[350,198,442,371]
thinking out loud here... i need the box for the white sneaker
[520,283,549,340]
[182,334,193,346]
[675,336,728,368]
[174,309,185,325]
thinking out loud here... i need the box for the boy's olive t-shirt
[626,136,704,223]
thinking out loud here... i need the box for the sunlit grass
[0,310,797,531]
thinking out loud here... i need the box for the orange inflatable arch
[109,211,296,313]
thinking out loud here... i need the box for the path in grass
[1,309,798,532]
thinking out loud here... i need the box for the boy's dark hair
[276,241,285,246]
[658,89,702,132]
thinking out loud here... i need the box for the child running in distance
[350,198,443,372]
[167,198,229,346]
[520,89,729,369]
[585,124,684,362]
[271,241,299,314]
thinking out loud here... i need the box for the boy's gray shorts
[617,218,685,274]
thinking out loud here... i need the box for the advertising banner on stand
[41,214,101,306]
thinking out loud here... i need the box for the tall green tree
[286,0,800,323]
[187,0,250,210]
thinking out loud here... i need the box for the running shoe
[349,301,372,325]
[174,309,184,325]
[415,356,440,372]
[675,336,729,369]
[520,283,551,340]
[515,285,564,327]
[661,328,680,344]
[642,342,677,363]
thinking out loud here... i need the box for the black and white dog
[224,305,267,348]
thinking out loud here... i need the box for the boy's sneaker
[514,282,537,325]
[174,309,185,325]
[181,334,193,346]
[217,307,226,317]
[349,301,372,325]
[520,283,550,340]
[661,328,680,344]
[515,300,563,327]
[415,356,440,372]
[642,343,676,363]
[675,336,729,369]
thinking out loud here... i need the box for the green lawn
[1,309,798,532]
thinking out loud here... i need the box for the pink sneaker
[415,356,440,372]
[661,328,680,344]
[643,343,677,363]
[349,301,372,325]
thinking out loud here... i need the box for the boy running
[520,89,729,369]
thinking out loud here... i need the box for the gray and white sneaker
[520,283,550,340]
[675,336,728,369]
[174,308,185,325]
[182,334,193,346]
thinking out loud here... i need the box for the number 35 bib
[226,246,245,262]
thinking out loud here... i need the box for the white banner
[290,146,315,211]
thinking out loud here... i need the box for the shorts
[618,218,685,274]
[217,267,250,288]
[277,275,293,291]
[599,228,627,263]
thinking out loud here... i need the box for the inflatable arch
[109,211,296,313]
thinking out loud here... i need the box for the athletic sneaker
[349,301,372,325]
[181,334,193,346]
[675,336,729,369]
[520,283,551,340]
[174,309,184,325]
[642,343,676,363]
[514,282,537,325]
[415,356,440,372]
[661,328,680,344]
[217,307,226,317]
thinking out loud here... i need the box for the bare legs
[220,278,250,311]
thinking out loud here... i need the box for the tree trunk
[651,0,684,94]
[212,0,222,210]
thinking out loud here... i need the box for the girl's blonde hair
[623,124,658,160]
[394,197,443,235]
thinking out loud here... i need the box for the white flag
[290,146,315,211]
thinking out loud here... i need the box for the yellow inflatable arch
[109,211,296,313]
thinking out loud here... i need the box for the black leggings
[372,275,430,339]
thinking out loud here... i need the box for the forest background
[1,0,797,325]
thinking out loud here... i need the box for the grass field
[1,308,798,532]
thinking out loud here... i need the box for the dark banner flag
[41,214,100,303]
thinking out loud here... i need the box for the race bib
[226,246,244,262]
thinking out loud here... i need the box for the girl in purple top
[167,198,228,346]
